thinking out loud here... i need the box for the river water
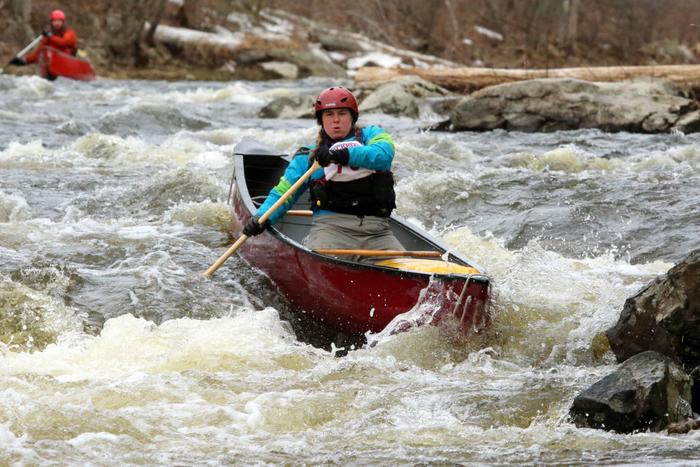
[1,75,699,465]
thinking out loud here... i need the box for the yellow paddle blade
[374,258,480,275]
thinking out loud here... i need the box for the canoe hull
[38,47,96,81]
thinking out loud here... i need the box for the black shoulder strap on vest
[354,126,364,144]
[294,146,312,156]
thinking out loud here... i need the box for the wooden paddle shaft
[314,249,443,258]
[286,210,313,217]
[203,161,320,277]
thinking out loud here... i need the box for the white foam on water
[12,75,55,98]
[0,275,86,352]
[395,134,476,171]
[0,422,36,464]
[629,144,700,173]
[71,132,231,170]
[442,226,672,366]
[395,171,475,218]
[163,82,266,105]
[2,310,316,379]
[0,141,50,169]
[163,199,231,229]
[498,147,613,173]
[0,191,31,222]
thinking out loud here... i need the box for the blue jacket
[255,125,395,224]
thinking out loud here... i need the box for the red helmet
[50,9,66,21]
[314,87,359,122]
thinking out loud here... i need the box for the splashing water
[0,75,698,464]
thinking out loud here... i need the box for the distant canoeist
[9,9,78,66]
[243,86,405,262]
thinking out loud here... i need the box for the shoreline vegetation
[3,0,700,83]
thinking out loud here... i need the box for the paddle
[203,161,321,277]
[3,35,42,72]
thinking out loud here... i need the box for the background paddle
[203,160,321,277]
[2,35,42,73]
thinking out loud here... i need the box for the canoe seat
[374,258,480,275]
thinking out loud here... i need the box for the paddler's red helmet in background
[50,9,66,20]
[314,87,359,124]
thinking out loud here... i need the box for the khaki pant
[305,213,405,263]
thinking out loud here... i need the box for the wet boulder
[258,93,315,119]
[267,48,346,78]
[450,77,694,133]
[606,249,700,369]
[359,75,450,118]
[569,351,693,433]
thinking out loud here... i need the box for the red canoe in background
[227,137,492,337]
[38,47,96,81]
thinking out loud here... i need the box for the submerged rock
[569,351,693,433]
[606,249,700,369]
[450,77,693,133]
[258,93,315,119]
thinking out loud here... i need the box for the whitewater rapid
[1,75,699,464]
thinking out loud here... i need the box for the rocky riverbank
[569,250,700,434]
[4,3,700,134]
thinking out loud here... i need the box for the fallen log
[355,65,700,93]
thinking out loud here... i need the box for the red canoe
[227,138,491,336]
[38,47,96,81]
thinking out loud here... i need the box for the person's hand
[314,146,349,167]
[42,30,52,38]
[8,57,26,66]
[314,146,332,167]
[330,147,349,166]
[242,217,265,236]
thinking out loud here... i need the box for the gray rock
[450,77,694,133]
[318,34,365,53]
[606,249,700,369]
[570,351,693,433]
[258,93,315,119]
[673,110,700,133]
[260,61,299,80]
[691,366,700,413]
[359,76,450,118]
[236,50,270,65]
[268,48,346,78]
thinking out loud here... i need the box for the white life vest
[323,140,375,182]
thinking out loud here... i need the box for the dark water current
[1,75,699,464]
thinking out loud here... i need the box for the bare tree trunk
[103,0,163,65]
[443,0,461,57]
[560,0,579,49]
[145,0,168,46]
[9,0,34,43]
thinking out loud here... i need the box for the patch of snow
[347,52,403,70]
[269,9,459,69]
[474,25,503,41]
[227,12,254,31]
[259,10,295,35]
[168,0,184,6]
[328,51,347,62]
[309,43,334,64]
[462,37,473,46]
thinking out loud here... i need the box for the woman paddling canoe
[242,86,406,262]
